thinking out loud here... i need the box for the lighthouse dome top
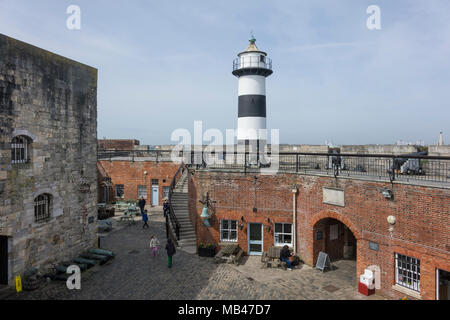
[233,36,273,78]
[238,36,268,57]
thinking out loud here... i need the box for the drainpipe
[292,185,299,254]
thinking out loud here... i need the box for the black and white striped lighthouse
[232,36,273,146]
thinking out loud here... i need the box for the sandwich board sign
[316,252,333,272]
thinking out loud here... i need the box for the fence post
[296,154,299,173]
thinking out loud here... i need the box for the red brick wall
[98,161,178,205]
[98,139,140,150]
[189,170,450,300]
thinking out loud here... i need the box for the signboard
[369,242,379,251]
[316,252,333,272]
[323,188,345,207]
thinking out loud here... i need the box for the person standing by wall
[150,235,160,257]
[165,238,176,268]
[138,197,146,216]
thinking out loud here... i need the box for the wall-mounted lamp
[265,218,272,232]
[381,189,393,199]
[292,184,299,194]
[239,217,245,230]
[387,215,396,237]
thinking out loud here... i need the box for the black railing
[186,151,450,186]
[97,149,450,186]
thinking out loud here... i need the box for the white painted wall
[238,75,266,96]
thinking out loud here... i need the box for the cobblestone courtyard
[8,210,384,300]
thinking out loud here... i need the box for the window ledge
[392,284,422,300]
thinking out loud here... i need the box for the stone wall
[341,145,418,155]
[0,34,98,285]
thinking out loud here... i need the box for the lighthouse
[232,36,273,148]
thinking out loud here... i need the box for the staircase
[170,170,197,255]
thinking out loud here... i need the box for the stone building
[0,34,98,287]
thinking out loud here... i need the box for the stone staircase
[170,171,197,255]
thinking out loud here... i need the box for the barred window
[115,184,124,198]
[137,185,147,199]
[274,223,293,246]
[11,135,31,164]
[220,220,238,242]
[34,194,51,222]
[395,253,421,292]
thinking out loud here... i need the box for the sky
[0,0,449,146]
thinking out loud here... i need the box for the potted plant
[198,243,216,257]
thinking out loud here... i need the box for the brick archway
[311,211,361,240]
[309,211,361,268]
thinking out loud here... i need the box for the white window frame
[163,186,170,200]
[220,220,238,243]
[274,223,293,247]
[395,253,421,292]
[11,135,30,164]
[34,194,51,222]
[137,185,147,199]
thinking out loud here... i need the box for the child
[149,235,160,257]
[142,210,149,229]
[165,238,176,268]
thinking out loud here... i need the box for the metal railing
[185,151,450,186]
[233,56,272,71]
[97,149,450,186]
[97,149,174,162]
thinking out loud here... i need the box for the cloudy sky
[0,0,449,145]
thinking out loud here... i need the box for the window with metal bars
[395,253,421,292]
[34,194,51,222]
[11,135,31,164]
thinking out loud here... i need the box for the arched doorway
[312,218,357,266]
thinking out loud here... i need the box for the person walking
[163,199,169,218]
[142,209,149,229]
[149,235,160,257]
[138,197,146,216]
[165,238,176,268]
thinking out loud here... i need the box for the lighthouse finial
[250,31,256,44]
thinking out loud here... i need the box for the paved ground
[7,209,385,300]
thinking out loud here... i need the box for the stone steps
[169,171,196,254]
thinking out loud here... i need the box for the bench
[215,244,244,265]
[261,247,290,269]
[119,208,136,224]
